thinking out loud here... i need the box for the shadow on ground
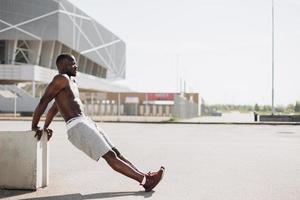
[18,191,154,200]
[0,189,35,199]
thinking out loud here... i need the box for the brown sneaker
[143,166,165,192]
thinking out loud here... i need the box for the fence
[84,103,173,116]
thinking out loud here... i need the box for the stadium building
[0,0,128,114]
[0,0,201,118]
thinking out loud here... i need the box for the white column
[91,93,94,116]
[118,93,121,116]
[48,41,55,68]
[36,40,42,65]
[11,40,17,64]
[32,81,36,97]
[13,92,17,118]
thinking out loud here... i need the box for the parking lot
[1,120,300,200]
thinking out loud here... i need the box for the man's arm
[31,75,68,139]
[43,102,58,129]
[42,102,59,140]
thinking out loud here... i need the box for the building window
[0,40,5,64]
[15,40,30,64]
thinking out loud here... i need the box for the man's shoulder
[52,74,70,81]
[51,74,69,86]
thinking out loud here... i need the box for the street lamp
[271,0,275,115]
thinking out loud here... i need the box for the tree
[275,105,284,113]
[254,103,260,111]
[295,101,300,112]
[262,105,271,112]
[286,104,295,113]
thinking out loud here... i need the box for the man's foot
[143,166,165,192]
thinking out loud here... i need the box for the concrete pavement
[0,121,300,200]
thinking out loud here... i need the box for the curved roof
[0,0,125,79]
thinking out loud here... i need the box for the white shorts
[66,116,114,161]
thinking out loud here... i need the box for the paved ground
[0,121,300,200]
[182,112,254,122]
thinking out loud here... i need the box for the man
[31,54,164,192]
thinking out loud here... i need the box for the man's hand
[43,128,53,141]
[32,126,43,141]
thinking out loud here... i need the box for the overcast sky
[69,0,300,105]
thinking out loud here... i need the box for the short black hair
[56,54,73,67]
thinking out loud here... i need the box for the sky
[69,0,300,105]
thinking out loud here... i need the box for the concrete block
[0,131,49,190]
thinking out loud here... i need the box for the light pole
[176,54,180,93]
[271,0,275,115]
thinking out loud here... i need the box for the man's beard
[66,71,75,77]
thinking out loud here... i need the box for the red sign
[147,93,175,101]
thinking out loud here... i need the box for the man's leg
[102,150,145,183]
[112,147,144,174]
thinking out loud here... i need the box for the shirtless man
[31,54,164,192]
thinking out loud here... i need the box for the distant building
[0,0,202,118]
[0,0,127,93]
[104,92,201,117]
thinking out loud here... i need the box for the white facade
[0,0,127,92]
